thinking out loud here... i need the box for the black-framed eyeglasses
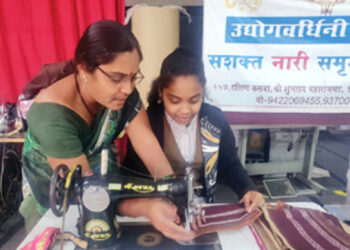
[97,66,144,85]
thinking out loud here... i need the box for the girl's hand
[190,210,206,231]
[240,191,265,213]
[144,198,196,242]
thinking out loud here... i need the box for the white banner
[203,0,350,113]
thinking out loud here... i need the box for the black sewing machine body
[50,165,188,249]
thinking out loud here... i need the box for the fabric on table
[20,227,60,250]
[193,203,262,237]
[193,202,350,250]
[341,220,350,235]
[251,214,283,250]
[253,202,350,250]
[20,227,88,250]
[249,224,266,250]
[51,232,88,249]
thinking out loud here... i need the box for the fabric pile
[195,202,350,250]
[252,202,350,250]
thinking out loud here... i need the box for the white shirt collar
[165,112,198,163]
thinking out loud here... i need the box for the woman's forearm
[134,138,173,178]
[118,198,153,218]
[126,107,173,179]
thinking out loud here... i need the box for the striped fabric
[194,202,350,250]
[252,202,350,250]
[193,203,262,237]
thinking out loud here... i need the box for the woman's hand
[240,191,265,213]
[118,198,195,242]
[145,198,195,241]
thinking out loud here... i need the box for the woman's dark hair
[148,47,206,105]
[75,20,142,72]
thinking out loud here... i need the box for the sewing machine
[49,150,202,249]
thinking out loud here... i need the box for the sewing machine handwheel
[50,164,69,217]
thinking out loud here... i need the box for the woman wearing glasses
[22,20,194,241]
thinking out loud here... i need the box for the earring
[82,74,88,83]
[157,97,162,104]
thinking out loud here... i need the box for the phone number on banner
[256,96,350,106]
